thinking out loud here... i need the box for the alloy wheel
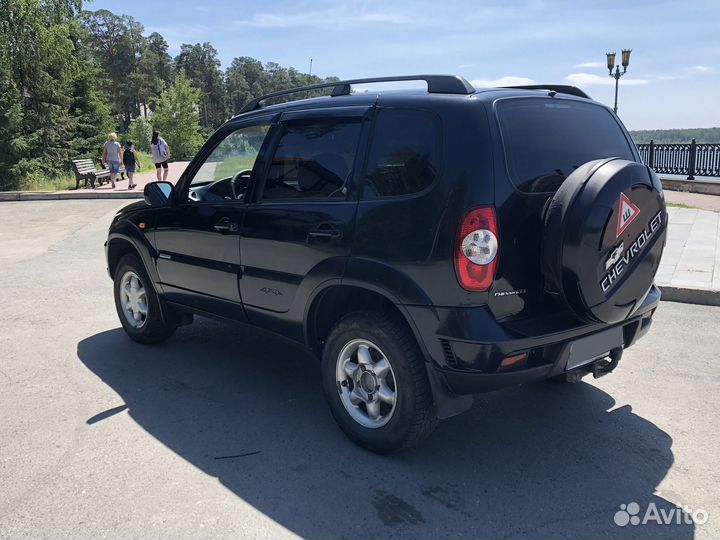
[335,339,397,428]
[119,270,148,329]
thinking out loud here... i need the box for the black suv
[106,75,667,452]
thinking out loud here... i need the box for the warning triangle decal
[616,192,640,237]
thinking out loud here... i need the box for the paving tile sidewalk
[657,207,720,298]
[665,190,720,212]
[63,160,189,194]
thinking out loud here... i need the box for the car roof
[229,85,595,124]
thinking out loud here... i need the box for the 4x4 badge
[616,193,640,237]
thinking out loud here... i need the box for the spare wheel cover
[542,158,667,324]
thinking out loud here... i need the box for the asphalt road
[0,200,718,539]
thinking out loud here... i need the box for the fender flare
[303,256,435,361]
[106,220,160,284]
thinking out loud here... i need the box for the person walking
[150,131,171,182]
[101,132,122,188]
[123,141,140,189]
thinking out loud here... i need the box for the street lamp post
[607,49,632,114]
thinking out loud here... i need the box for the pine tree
[81,9,148,130]
[138,32,174,116]
[69,21,115,159]
[0,57,24,190]
[175,42,227,128]
[1,0,82,187]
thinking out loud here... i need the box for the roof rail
[500,85,591,99]
[238,75,475,114]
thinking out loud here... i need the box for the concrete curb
[0,191,143,201]
[659,285,720,307]
[661,178,720,196]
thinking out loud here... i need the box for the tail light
[455,206,499,292]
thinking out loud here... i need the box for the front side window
[363,109,441,198]
[188,123,270,202]
[262,118,362,200]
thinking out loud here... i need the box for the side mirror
[144,181,174,207]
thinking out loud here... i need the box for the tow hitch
[565,348,623,383]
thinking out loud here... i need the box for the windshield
[496,98,635,193]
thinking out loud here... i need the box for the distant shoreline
[630,127,720,144]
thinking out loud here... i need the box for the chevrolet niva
[105,75,667,452]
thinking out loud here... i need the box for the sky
[88,0,720,131]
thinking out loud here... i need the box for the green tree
[152,70,203,158]
[137,32,173,117]
[224,55,341,112]
[0,0,90,188]
[0,56,24,189]
[175,42,227,128]
[630,128,720,144]
[128,116,153,152]
[81,9,147,129]
[0,3,344,190]
[225,58,254,115]
[69,28,115,159]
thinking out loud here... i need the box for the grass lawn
[21,174,77,192]
[666,202,695,209]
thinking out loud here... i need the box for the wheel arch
[306,282,473,420]
[107,237,141,280]
[304,283,430,361]
[106,222,159,283]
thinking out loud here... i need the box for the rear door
[489,96,638,320]
[239,106,370,316]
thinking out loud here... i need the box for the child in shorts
[123,141,140,189]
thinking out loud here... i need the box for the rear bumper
[408,285,660,397]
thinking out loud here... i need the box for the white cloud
[575,61,604,69]
[234,11,410,29]
[644,66,717,83]
[690,65,716,74]
[471,76,537,88]
[563,73,649,87]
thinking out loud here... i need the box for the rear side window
[496,98,635,193]
[262,118,361,200]
[363,109,441,198]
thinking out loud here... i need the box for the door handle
[214,218,238,233]
[308,227,342,239]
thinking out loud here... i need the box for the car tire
[113,254,176,345]
[321,310,437,453]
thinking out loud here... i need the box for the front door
[153,118,275,318]
[240,106,371,319]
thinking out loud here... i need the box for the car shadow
[77,320,694,539]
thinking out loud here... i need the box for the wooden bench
[70,159,126,189]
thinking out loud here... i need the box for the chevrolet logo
[605,241,624,271]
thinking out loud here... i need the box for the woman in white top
[101,132,123,188]
[150,131,171,181]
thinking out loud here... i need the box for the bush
[152,71,203,159]
[128,117,154,152]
